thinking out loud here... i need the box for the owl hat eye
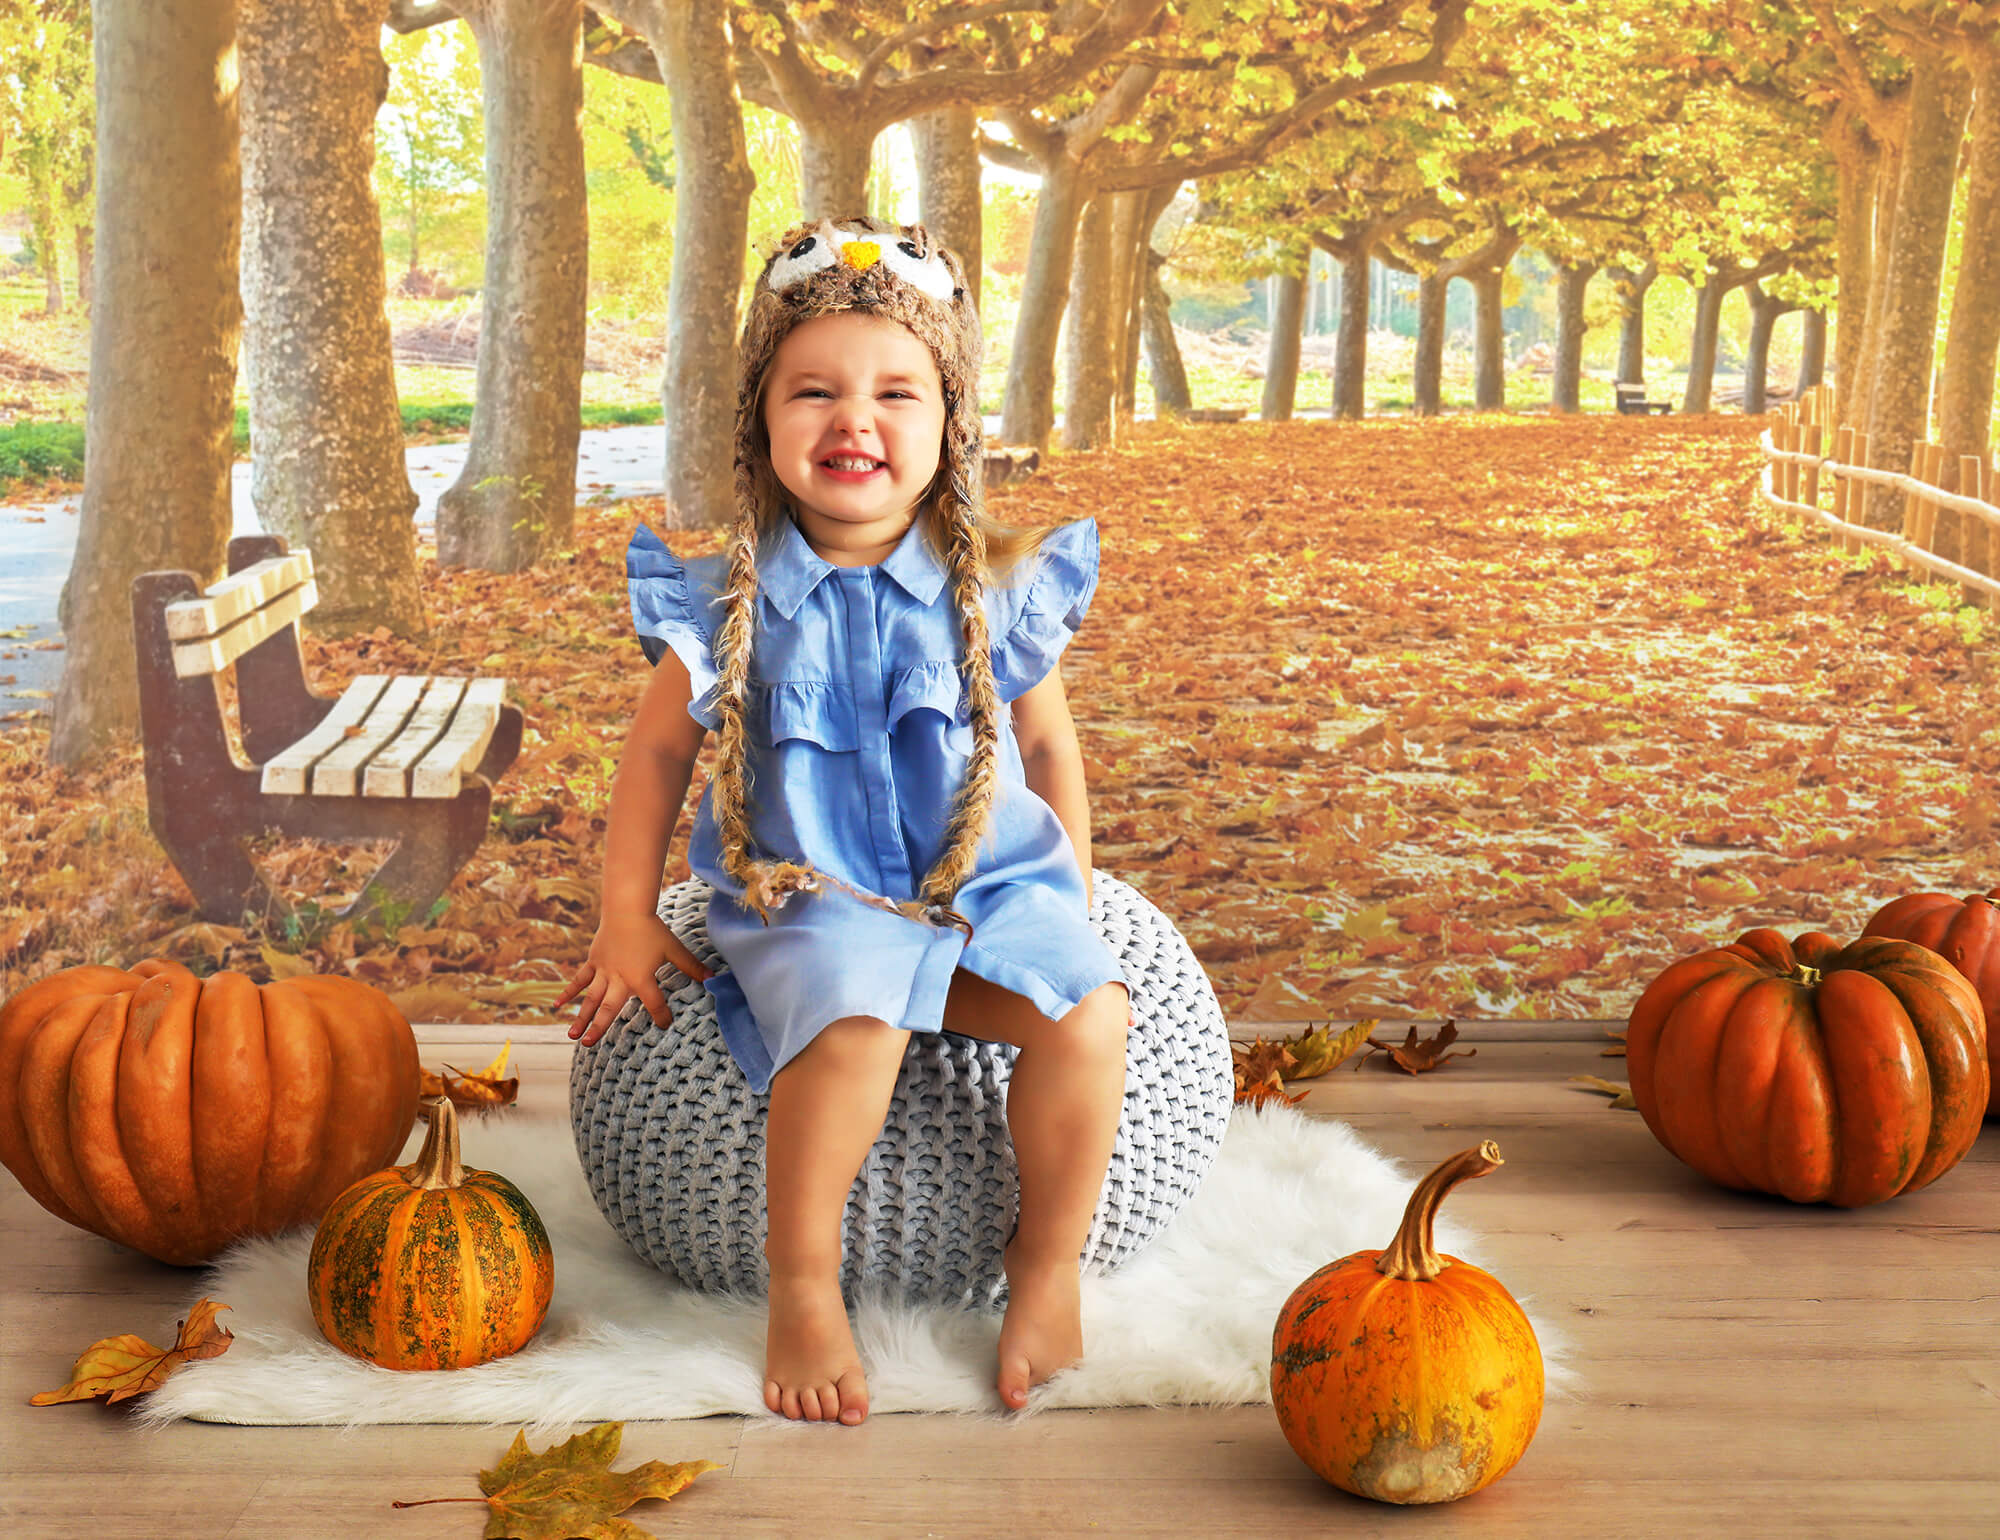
[765,219,957,303]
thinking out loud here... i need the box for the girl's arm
[557,650,713,1043]
[1011,668,1095,907]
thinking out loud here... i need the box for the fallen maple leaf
[31,1299,233,1406]
[393,1421,722,1539]
[1570,1074,1638,1110]
[420,1039,520,1109]
[1287,1018,1376,1078]
[1363,1018,1478,1075]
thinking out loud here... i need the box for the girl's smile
[763,311,947,561]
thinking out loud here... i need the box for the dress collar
[758,514,949,618]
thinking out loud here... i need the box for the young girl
[556,216,1131,1427]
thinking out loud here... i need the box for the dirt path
[1,414,1990,1023]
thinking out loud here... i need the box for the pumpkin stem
[404,1095,466,1191]
[1375,1141,1503,1282]
[1793,964,1823,987]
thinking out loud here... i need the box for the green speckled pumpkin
[307,1096,553,1371]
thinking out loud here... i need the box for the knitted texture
[568,871,1234,1309]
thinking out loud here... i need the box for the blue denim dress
[627,513,1128,1094]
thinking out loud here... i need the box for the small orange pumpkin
[0,959,420,1264]
[1627,928,1987,1205]
[307,1096,554,1371]
[1863,888,2000,1115]
[1270,1142,1543,1504]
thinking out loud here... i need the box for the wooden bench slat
[412,676,506,798]
[310,674,428,796]
[164,552,315,641]
[169,579,319,679]
[363,676,468,798]
[260,674,394,795]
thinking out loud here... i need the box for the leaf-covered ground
[2,415,1992,1023]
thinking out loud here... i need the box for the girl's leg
[940,971,1131,1409]
[761,1015,911,1426]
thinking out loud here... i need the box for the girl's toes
[764,1379,781,1415]
[780,1387,803,1421]
[836,1367,870,1425]
[998,1354,1032,1411]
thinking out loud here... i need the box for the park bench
[1615,381,1671,416]
[131,533,523,926]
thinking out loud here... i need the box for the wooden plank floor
[3,1020,1996,1539]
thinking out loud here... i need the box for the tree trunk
[1609,262,1655,385]
[1741,280,1792,416]
[72,222,92,309]
[910,104,981,308]
[1682,272,1729,415]
[1119,184,1173,419]
[436,0,587,571]
[1863,57,1973,529]
[1472,268,1505,410]
[1830,115,1881,431]
[607,0,755,531]
[1260,259,1306,422]
[1063,192,1135,451]
[1412,270,1446,417]
[240,0,423,639]
[1002,156,1087,450]
[1798,308,1828,392]
[1140,247,1189,418]
[1551,261,1595,413]
[1853,136,1905,437]
[1937,61,2000,476]
[1332,246,1369,420]
[29,171,63,314]
[799,113,874,219]
[52,0,240,765]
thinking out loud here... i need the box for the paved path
[0,424,672,726]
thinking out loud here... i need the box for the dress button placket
[838,567,914,894]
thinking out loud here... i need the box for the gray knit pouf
[568,871,1234,1309]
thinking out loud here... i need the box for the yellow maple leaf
[31,1299,233,1406]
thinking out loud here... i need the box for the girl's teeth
[826,458,880,471]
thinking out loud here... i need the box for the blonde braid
[916,407,1003,915]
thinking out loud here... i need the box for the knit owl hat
[709,215,1000,935]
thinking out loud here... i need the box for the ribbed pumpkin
[308,1095,554,1371]
[1270,1143,1543,1505]
[1863,888,2000,1116]
[1626,928,1987,1206]
[0,959,420,1265]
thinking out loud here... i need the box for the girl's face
[762,311,947,553]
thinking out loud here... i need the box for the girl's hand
[557,911,714,1047]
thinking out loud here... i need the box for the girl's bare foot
[996,1242,1084,1411]
[764,1270,869,1425]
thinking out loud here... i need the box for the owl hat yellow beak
[840,239,882,271]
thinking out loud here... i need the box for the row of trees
[51,1,2000,766]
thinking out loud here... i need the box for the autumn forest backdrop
[0,0,1994,1027]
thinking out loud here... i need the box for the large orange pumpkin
[1863,888,2000,1116]
[0,959,420,1265]
[1270,1143,1543,1505]
[1626,928,1987,1206]
[307,1095,554,1371]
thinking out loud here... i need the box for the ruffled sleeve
[627,524,722,729]
[991,516,1100,702]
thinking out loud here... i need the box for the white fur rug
[141,1104,1577,1429]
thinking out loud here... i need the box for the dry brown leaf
[393,1421,722,1539]
[31,1299,233,1406]
[1570,1074,1637,1110]
[420,1039,520,1109]
[1364,1018,1478,1075]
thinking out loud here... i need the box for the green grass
[0,419,84,486]
[0,400,667,498]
